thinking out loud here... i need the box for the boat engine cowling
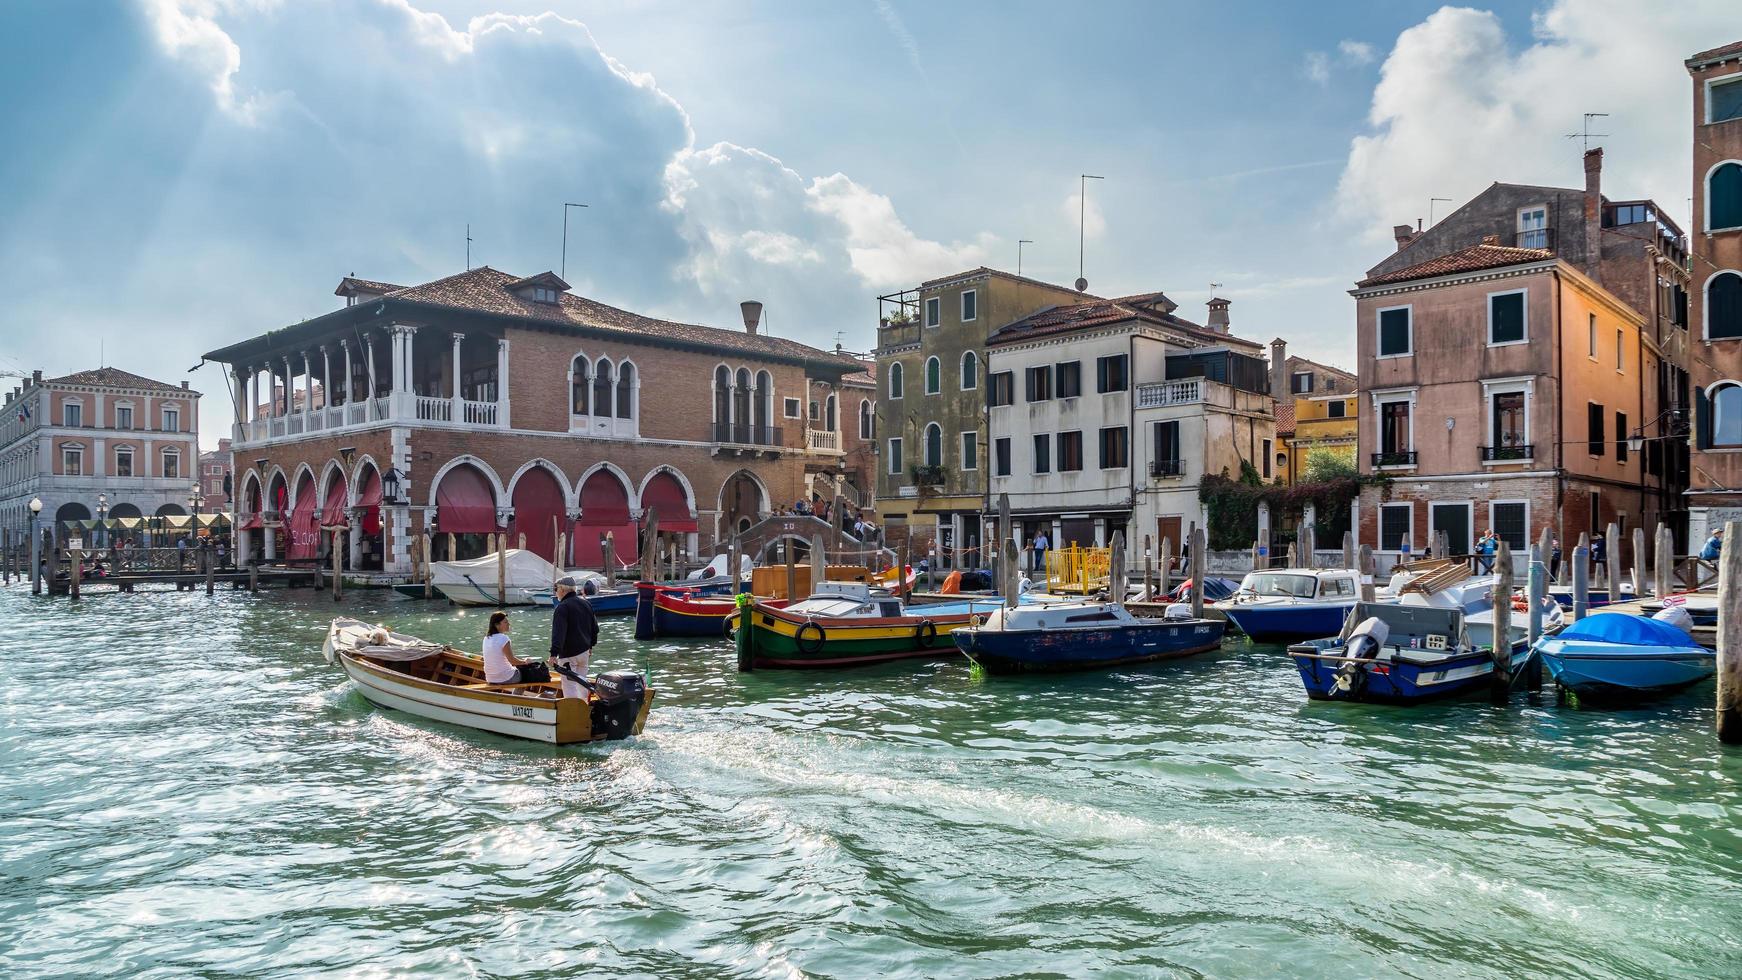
[1332,616,1390,696]
[1163,603,1193,622]
[590,670,647,740]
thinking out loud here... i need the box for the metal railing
[713,422,783,447]
[1515,227,1556,250]
[1480,444,1533,462]
[1371,450,1418,467]
[1135,379,1203,408]
[1150,458,1184,477]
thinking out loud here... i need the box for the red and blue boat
[633,580,751,639]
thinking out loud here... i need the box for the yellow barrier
[1045,545,1111,593]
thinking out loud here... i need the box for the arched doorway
[574,469,637,571]
[268,472,289,558]
[720,471,765,538]
[508,466,566,564]
[642,469,696,569]
[108,503,142,519]
[319,468,348,564]
[287,472,320,560]
[433,462,500,560]
[354,464,383,570]
[154,503,186,517]
[55,502,91,544]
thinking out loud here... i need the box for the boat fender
[915,619,938,649]
[795,620,827,654]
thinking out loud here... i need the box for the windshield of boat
[786,597,877,617]
[1239,573,1318,598]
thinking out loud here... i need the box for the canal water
[2,585,1739,977]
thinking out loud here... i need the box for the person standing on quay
[1032,529,1050,575]
[1700,527,1723,562]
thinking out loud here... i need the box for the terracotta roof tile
[1688,40,1742,67]
[988,293,1258,350]
[1274,401,1296,435]
[1355,242,1554,288]
[47,367,187,392]
[382,267,855,367]
[335,276,403,296]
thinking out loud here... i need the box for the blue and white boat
[1546,582,1635,610]
[1288,603,1533,704]
[1216,568,1363,643]
[953,600,1225,673]
[1533,612,1714,699]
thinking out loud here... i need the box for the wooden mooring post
[1359,544,1375,602]
[1143,534,1154,601]
[1717,519,1742,743]
[207,545,217,596]
[785,539,798,601]
[1605,523,1621,601]
[1632,525,1646,601]
[1189,526,1207,621]
[331,530,343,601]
[1490,540,1513,699]
[69,548,81,602]
[249,561,258,593]
[422,533,433,600]
[1537,526,1554,585]
[1526,543,1545,689]
[1342,530,1354,572]
[1654,524,1672,599]
[1571,545,1590,621]
[495,533,506,607]
[810,533,827,593]
[1161,537,1174,599]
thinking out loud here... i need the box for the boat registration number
[512,706,535,719]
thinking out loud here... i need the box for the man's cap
[555,576,580,588]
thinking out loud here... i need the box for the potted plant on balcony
[911,464,946,488]
[882,309,916,328]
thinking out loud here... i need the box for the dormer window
[508,272,571,305]
[532,286,558,303]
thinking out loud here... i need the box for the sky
[0,0,1736,448]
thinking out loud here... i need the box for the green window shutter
[1713,163,1742,231]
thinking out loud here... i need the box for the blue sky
[0,0,1734,445]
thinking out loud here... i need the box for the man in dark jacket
[550,576,600,698]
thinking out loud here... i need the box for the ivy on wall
[1197,466,1379,550]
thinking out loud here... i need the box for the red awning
[641,472,697,532]
[288,479,320,559]
[435,464,499,534]
[509,467,565,563]
[356,467,382,536]
[321,476,349,528]
[574,471,637,566]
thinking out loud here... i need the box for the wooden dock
[1582,592,1719,650]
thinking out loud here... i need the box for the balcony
[806,428,842,453]
[1514,227,1556,250]
[1480,444,1533,463]
[712,422,784,448]
[1136,379,1203,408]
[1150,458,1184,478]
[1371,450,1418,468]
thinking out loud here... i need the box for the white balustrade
[415,395,453,422]
[1135,379,1203,408]
[461,400,497,426]
[807,429,841,452]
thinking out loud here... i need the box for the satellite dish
[1074,277,1088,292]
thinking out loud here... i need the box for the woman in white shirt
[481,612,549,685]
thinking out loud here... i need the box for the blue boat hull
[633,579,744,639]
[650,599,735,638]
[1222,603,1353,643]
[955,619,1225,673]
[1289,642,1534,704]
[1536,638,1714,698]
[1546,587,1632,610]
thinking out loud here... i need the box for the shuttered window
[1588,402,1605,456]
[1378,307,1411,356]
[1489,291,1526,344]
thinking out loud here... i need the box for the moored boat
[1216,568,1363,642]
[1287,603,1533,704]
[733,582,979,669]
[632,580,752,639]
[431,551,605,606]
[323,618,652,743]
[1533,612,1714,700]
[953,601,1225,673]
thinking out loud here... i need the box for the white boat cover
[431,549,560,591]
[325,617,449,664]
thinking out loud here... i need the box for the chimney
[181,380,190,389]
[1393,224,1419,252]
[1481,234,1501,246]
[1206,297,1231,333]
[1583,147,1603,282]
[31,370,42,384]
[1270,338,1288,399]
[740,300,763,336]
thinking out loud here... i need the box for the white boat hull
[341,654,565,742]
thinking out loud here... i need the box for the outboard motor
[590,670,647,740]
[1652,604,1694,636]
[1163,603,1193,622]
[1331,616,1390,697]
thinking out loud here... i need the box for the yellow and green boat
[733,583,989,671]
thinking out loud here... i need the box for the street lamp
[382,467,404,505]
[96,492,108,549]
[28,496,42,595]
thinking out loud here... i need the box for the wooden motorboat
[1287,603,1533,704]
[733,582,982,670]
[1215,568,1364,642]
[323,618,651,744]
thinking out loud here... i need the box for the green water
[2,585,1740,978]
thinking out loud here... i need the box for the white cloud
[1063,186,1107,241]
[1336,0,1735,242]
[1338,39,1376,65]
[1304,51,1332,85]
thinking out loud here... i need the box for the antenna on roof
[1429,197,1452,225]
[1564,112,1609,152]
[466,224,473,270]
[1077,175,1103,292]
[1209,281,1223,293]
[561,203,589,280]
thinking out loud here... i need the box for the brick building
[1268,339,1357,487]
[0,368,202,540]
[1685,40,1742,537]
[199,438,232,513]
[202,269,867,573]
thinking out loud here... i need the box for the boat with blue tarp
[1533,611,1714,700]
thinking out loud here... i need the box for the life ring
[915,619,938,649]
[795,620,827,654]
[1511,597,1529,612]
[722,611,737,638]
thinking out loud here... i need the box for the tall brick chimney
[1270,337,1287,398]
[1393,224,1420,251]
[31,370,41,384]
[1206,297,1231,333]
[1583,147,1603,282]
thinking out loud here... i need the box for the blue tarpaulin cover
[1558,613,1696,648]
